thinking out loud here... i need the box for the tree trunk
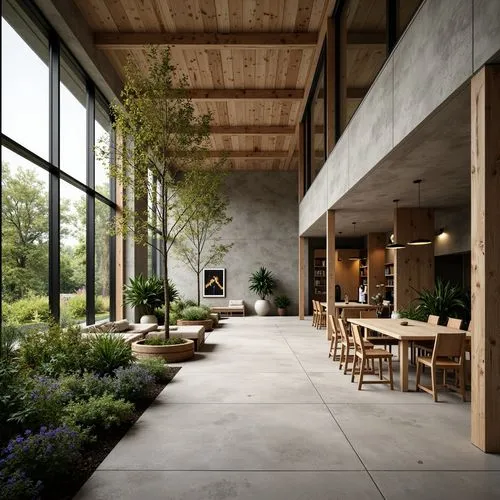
[197,271,201,306]
[163,243,170,339]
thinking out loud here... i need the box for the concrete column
[326,210,336,339]
[471,65,500,453]
[394,207,434,310]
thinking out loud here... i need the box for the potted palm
[248,267,276,316]
[274,295,291,316]
[123,275,164,324]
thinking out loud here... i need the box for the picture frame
[203,268,226,298]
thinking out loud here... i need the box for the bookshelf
[313,249,326,300]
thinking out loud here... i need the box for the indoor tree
[96,47,224,336]
[174,172,233,305]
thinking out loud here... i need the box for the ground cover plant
[0,322,178,499]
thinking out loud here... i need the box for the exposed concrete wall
[435,207,471,256]
[300,0,500,236]
[169,172,299,316]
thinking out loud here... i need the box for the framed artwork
[203,268,226,298]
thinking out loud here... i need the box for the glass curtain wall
[1,0,116,327]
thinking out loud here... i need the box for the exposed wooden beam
[207,151,289,159]
[347,31,386,50]
[94,31,318,49]
[186,89,303,101]
[210,126,295,135]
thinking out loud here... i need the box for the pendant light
[349,222,360,260]
[386,199,406,249]
[407,180,432,246]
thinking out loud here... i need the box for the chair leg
[339,344,345,371]
[357,357,364,390]
[416,361,422,391]
[431,367,438,402]
[388,357,394,390]
[459,365,466,402]
[328,334,334,358]
[378,358,383,380]
[351,356,357,383]
[343,344,350,375]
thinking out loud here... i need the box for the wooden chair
[416,332,466,402]
[315,301,326,329]
[446,317,462,329]
[328,314,341,360]
[414,314,441,362]
[350,324,394,390]
[311,301,318,328]
[359,310,399,353]
[428,314,439,325]
[338,318,374,374]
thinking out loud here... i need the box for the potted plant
[176,305,214,332]
[274,295,291,316]
[248,267,276,316]
[123,275,164,324]
[371,283,386,317]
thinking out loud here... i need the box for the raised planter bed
[132,339,194,362]
[177,318,213,332]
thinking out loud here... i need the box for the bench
[210,299,245,318]
[154,325,205,350]
[81,319,158,345]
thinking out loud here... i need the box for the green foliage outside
[179,305,210,321]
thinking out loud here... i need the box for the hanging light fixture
[386,199,406,249]
[349,222,360,260]
[407,180,432,246]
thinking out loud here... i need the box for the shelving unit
[313,249,326,300]
[384,262,395,302]
[358,255,368,303]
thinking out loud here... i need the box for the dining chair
[328,314,341,361]
[350,324,394,391]
[447,317,462,329]
[428,314,439,325]
[338,318,373,374]
[316,301,327,329]
[311,301,318,327]
[359,310,398,353]
[415,332,466,402]
[414,314,441,362]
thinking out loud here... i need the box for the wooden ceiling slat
[185,89,304,100]
[210,126,295,135]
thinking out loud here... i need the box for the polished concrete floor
[75,317,500,499]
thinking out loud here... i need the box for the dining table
[347,317,470,392]
[320,301,378,317]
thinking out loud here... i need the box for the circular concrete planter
[177,319,213,332]
[254,299,270,316]
[132,339,194,362]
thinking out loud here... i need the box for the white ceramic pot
[391,311,401,320]
[140,314,158,324]
[254,299,271,316]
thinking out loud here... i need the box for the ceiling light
[407,180,432,246]
[386,200,406,249]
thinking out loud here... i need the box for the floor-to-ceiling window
[1,0,116,327]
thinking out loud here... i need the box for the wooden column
[298,236,305,320]
[326,17,336,154]
[367,232,386,304]
[394,207,434,310]
[326,210,336,339]
[471,65,500,453]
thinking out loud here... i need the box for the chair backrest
[360,310,377,319]
[312,301,318,313]
[328,315,340,338]
[432,332,466,363]
[427,314,439,325]
[350,324,365,355]
[338,318,350,344]
[446,317,462,329]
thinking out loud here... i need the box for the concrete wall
[169,171,299,315]
[299,0,500,235]
[435,207,471,256]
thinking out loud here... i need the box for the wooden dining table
[320,302,378,317]
[347,318,469,392]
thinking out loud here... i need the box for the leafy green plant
[180,305,210,321]
[137,358,168,382]
[18,323,90,376]
[64,293,87,319]
[59,372,115,401]
[87,333,133,375]
[0,361,26,443]
[0,324,24,359]
[4,295,51,324]
[143,336,186,346]
[62,394,134,431]
[274,295,291,309]
[123,274,164,316]
[398,304,427,322]
[249,267,276,300]
[412,278,468,324]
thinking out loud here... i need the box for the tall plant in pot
[96,47,225,337]
[248,267,276,316]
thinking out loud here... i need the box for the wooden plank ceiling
[74,0,399,171]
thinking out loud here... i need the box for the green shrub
[59,372,115,401]
[18,323,90,376]
[0,361,27,443]
[65,293,87,319]
[5,296,51,324]
[274,295,291,308]
[112,365,155,402]
[95,295,110,314]
[137,358,168,382]
[144,336,186,346]
[1,324,25,360]
[180,306,210,321]
[87,333,133,375]
[62,394,134,431]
